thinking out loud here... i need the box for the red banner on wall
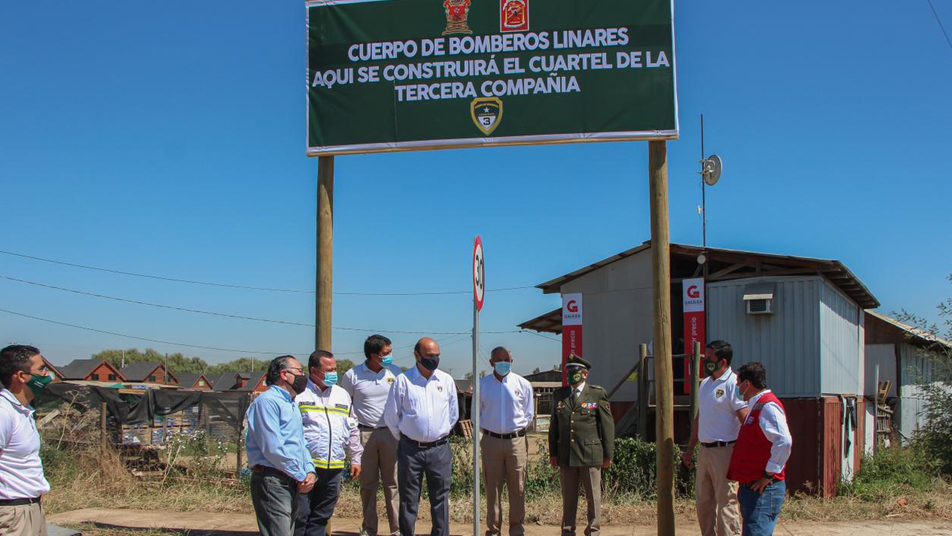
[683,278,705,393]
[562,293,582,386]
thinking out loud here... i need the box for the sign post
[682,277,705,392]
[472,235,485,536]
[561,293,583,386]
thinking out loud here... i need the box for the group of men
[0,337,793,536]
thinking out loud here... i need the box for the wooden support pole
[690,341,702,425]
[638,343,648,441]
[316,156,335,351]
[100,401,108,452]
[649,140,675,536]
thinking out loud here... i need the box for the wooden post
[649,140,675,536]
[873,364,879,454]
[100,401,108,452]
[236,395,246,476]
[638,343,648,440]
[316,156,335,351]
[690,341,702,425]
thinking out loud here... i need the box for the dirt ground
[49,509,952,536]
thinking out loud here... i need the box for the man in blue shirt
[247,355,317,536]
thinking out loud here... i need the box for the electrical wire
[928,0,952,55]
[521,330,562,343]
[0,273,523,335]
[0,307,297,355]
[0,249,534,296]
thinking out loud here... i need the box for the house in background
[119,362,178,386]
[212,371,268,394]
[58,359,125,383]
[175,373,215,391]
[519,241,879,497]
[865,310,951,445]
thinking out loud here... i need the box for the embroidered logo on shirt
[387,378,395,385]
[437,385,443,392]
[715,389,725,398]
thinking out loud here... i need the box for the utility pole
[649,140,675,536]
[316,156,334,351]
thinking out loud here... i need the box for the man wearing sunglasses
[247,355,317,536]
[549,354,614,536]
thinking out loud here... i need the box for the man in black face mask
[549,354,614,536]
[384,337,459,536]
[682,340,748,536]
[246,355,317,536]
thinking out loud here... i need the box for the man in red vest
[726,363,792,536]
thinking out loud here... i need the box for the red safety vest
[727,391,786,483]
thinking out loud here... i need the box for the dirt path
[48,509,952,536]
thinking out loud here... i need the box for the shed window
[108,374,117,381]
[198,380,205,386]
[148,375,156,382]
[743,282,776,315]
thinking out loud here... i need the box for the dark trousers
[294,468,344,536]
[738,480,786,536]
[397,437,452,536]
[251,471,299,536]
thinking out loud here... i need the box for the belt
[401,434,449,449]
[358,424,389,431]
[701,440,735,448]
[0,497,41,506]
[482,428,527,440]
[251,465,295,482]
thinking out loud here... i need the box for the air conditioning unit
[743,282,776,315]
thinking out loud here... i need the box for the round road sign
[473,236,485,311]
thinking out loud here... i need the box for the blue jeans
[738,480,785,536]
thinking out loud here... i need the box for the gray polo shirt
[340,362,402,427]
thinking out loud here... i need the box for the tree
[336,359,355,376]
[93,348,208,374]
[895,273,952,476]
[532,367,541,374]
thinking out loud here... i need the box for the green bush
[839,446,940,501]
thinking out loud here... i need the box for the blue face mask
[323,371,338,387]
[381,354,393,367]
[494,361,512,376]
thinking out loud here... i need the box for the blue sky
[1,1,951,376]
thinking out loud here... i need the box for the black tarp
[41,383,247,429]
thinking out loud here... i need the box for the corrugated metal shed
[819,282,864,396]
[707,276,822,397]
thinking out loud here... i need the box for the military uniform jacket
[549,383,615,467]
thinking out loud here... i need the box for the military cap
[564,354,592,370]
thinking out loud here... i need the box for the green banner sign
[307,0,678,156]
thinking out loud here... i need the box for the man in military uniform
[549,355,614,536]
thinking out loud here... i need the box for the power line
[928,0,952,55]
[0,273,522,335]
[0,249,534,296]
[521,330,562,343]
[0,307,297,356]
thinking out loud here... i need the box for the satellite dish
[701,154,723,186]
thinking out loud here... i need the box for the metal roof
[517,308,563,334]
[866,310,952,350]
[535,241,879,309]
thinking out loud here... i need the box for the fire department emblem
[387,378,395,385]
[443,0,473,36]
[471,97,503,135]
[715,389,725,398]
[437,385,444,392]
[500,0,528,32]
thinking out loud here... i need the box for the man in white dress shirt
[341,334,402,536]
[384,337,459,536]
[0,345,53,536]
[476,346,533,536]
[682,340,747,536]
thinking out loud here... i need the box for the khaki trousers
[695,445,742,536]
[559,466,601,536]
[0,502,47,536]
[359,428,400,536]
[480,434,528,536]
